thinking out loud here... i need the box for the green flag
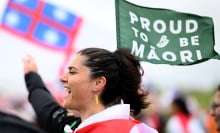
[115,0,220,65]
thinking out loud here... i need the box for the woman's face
[211,91,220,131]
[60,54,95,110]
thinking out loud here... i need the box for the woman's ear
[93,76,106,91]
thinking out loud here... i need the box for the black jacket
[0,111,46,133]
[25,72,81,133]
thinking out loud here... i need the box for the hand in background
[23,55,38,74]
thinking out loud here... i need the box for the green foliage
[189,90,215,109]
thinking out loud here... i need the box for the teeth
[64,88,71,93]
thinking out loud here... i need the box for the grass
[189,90,215,110]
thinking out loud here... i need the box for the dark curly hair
[77,48,149,115]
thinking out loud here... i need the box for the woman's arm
[23,55,81,133]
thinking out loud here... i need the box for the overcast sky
[0,0,219,95]
[47,0,220,90]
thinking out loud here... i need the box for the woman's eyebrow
[68,66,78,71]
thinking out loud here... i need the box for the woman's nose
[60,73,67,83]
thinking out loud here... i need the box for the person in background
[210,85,220,132]
[165,94,206,133]
[205,112,220,133]
[0,111,46,133]
[23,55,81,133]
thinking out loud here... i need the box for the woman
[60,48,158,133]
[165,94,206,133]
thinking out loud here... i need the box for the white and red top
[73,104,158,133]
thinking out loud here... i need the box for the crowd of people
[0,47,220,133]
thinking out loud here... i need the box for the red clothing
[166,112,205,133]
[176,112,191,133]
[72,104,158,133]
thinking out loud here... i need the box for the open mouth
[64,88,71,94]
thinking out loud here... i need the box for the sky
[0,0,219,97]
[49,0,220,90]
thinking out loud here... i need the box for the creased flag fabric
[1,0,82,51]
[115,0,220,65]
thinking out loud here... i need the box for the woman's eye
[69,71,76,74]
[68,67,77,74]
